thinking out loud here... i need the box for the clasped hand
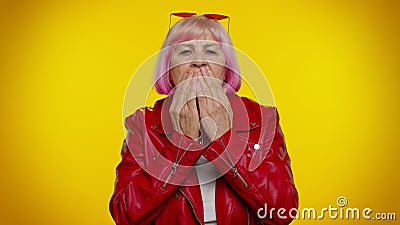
[169,67,233,142]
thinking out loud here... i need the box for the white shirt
[195,155,219,224]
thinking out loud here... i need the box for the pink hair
[153,15,241,94]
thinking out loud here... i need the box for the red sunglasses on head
[169,12,230,33]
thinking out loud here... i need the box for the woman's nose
[190,60,207,68]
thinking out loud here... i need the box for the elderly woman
[110,14,298,225]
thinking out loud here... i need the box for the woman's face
[169,35,227,85]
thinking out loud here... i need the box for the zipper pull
[232,166,238,177]
[162,164,177,189]
[172,162,178,175]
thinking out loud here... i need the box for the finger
[206,67,228,97]
[201,67,227,104]
[193,71,199,91]
[186,97,197,110]
[200,68,233,119]
[186,71,197,98]
[196,76,214,119]
[171,70,194,112]
[176,70,192,92]
[184,70,197,101]
[176,71,197,116]
[197,73,213,100]
[201,67,223,87]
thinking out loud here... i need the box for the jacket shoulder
[124,98,167,129]
[240,96,277,117]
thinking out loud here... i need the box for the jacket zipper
[162,139,193,189]
[174,192,181,199]
[247,206,250,225]
[209,147,250,189]
[178,188,202,225]
[234,167,250,188]
[162,163,178,189]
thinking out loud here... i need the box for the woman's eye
[179,50,192,55]
[206,50,217,55]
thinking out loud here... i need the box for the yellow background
[1,0,399,224]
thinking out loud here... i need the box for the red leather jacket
[110,94,298,225]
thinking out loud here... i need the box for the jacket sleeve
[109,109,204,225]
[202,107,298,225]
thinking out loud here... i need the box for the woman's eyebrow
[177,42,219,49]
[203,43,218,48]
[178,43,194,48]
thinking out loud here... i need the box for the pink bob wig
[153,15,241,94]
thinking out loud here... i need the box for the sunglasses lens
[172,12,197,18]
[204,14,229,20]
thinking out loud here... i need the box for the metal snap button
[152,153,160,160]
[253,143,260,150]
